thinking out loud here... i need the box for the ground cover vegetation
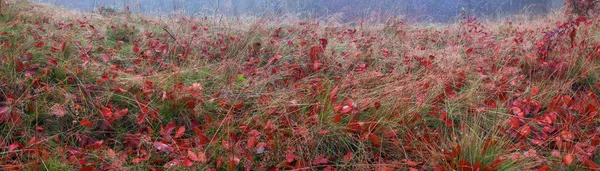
[1,0,600,170]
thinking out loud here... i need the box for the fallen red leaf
[312,155,329,165]
[286,153,297,163]
[136,113,147,125]
[188,150,208,163]
[153,141,173,153]
[466,48,473,55]
[80,166,97,171]
[164,159,182,168]
[328,86,339,102]
[133,44,140,53]
[183,158,193,167]
[48,57,57,66]
[174,126,185,139]
[538,165,550,171]
[343,152,353,162]
[80,119,93,127]
[563,154,573,165]
[531,86,539,96]
[377,168,393,171]
[368,133,382,147]
[585,160,599,169]
[114,108,128,120]
[113,87,128,93]
[102,54,111,62]
[402,159,421,167]
[50,105,66,118]
[100,107,112,119]
[8,143,19,151]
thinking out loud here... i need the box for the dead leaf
[80,119,93,127]
[174,126,185,139]
[563,154,573,165]
[50,105,66,118]
[343,152,353,162]
[188,150,208,163]
[153,142,173,153]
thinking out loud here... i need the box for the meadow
[1,0,600,170]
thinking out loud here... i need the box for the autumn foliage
[3,0,600,170]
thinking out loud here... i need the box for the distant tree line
[31,0,567,22]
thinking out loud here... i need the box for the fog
[30,0,565,22]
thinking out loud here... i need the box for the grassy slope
[1,0,600,170]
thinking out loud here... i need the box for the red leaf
[60,41,67,52]
[35,41,44,47]
[402,159,421,167]
[198,132,210,145]
[340,105,352,114]
[101,107,112,119]
[268,53,283,64]
[531,86,539,96]
[286,153,297,163]
[368,133,382,147]
[8,143,19,151]
[230,156,240,167]
[458,160,472,170]
[133,44,140,53]
[80,166,97,171]
[162,122,177,137]
[466,48,473,55]
[377,168,393,171]
[113,87,127,93]
[48,57,58,66]
[312,156,329,165]
[560,131,574,141]
[102,54,111,63]
[200,154,209,163]
[136,113,147,125]
[164,159,182,168]
[153,142,173,153]
[183,158,193,167]
[247,136,257,149]
[374,101,381,110]
[538,166,550,171]
[174,126,186,139]
[188,151,208,163]
[518,125,531,139]
[328,86,339,102]
[188,150,198,159]
[50,105,66,118]
[80,120,93,127]
[584,160,599,169]
[318,130,330,135]
[343,152,353,162]
[333,114,342,123]
[114,108,128,120]
[319,38,328,49]
[592,136,600,146]
[563,154,573,165]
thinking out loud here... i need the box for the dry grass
[1,0,600,170]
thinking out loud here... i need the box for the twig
[163,27,177,41]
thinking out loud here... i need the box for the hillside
[1,0,600,170]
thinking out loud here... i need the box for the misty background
[30,0,566,22]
